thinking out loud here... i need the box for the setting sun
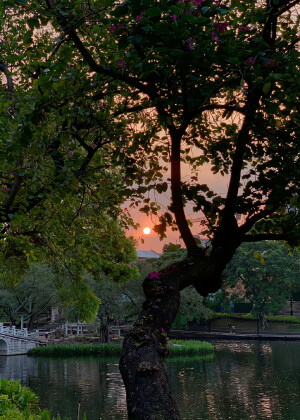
[143,227,151,235]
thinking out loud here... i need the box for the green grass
[0,378,71,420]
[29,340,214,358]
[28,343,122,357]
[168,340,214,357]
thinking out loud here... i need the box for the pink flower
[110,24,116,32]
[161,328,165,332]
[171,14,178,21]
[214,22,227,33]
[51,210,56,215]
[117,60,126,69]
[2,187,8,192]
[246,57,255,65]
[76,183,80,189]
[136,13,143,22]
[30,238,35,243]
[170,286,175,290]
[192,0,205,6]
[149,271,160,280]
[119,24,126,29]
[49,0,53,6]
[68,150,75,157]
[90,142,96,149]
[238,26,250,32]
[187,38,195,50]
[93,203,100,208]
[211,32,221,43]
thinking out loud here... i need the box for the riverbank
[169,330,300,341]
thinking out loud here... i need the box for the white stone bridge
[0,323,41,355]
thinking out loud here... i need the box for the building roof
[137,250,161,259]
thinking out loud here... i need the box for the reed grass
[29,340,213,358]
[28,343,122,357]
[167,340,214,356]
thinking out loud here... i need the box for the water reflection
[0,341,299,420]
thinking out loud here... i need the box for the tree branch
[65,27,151,95]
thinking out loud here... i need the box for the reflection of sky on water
[0,341,300,420]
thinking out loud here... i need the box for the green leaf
[33,79,39,90]
[145,7,161,17]
[263,82,271,94]
[201,6,210,14]
[170,5,182,15]
[153,22,169,34]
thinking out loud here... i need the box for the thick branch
[3,160,23,213]
[66,28,151,95]
[275,0,300,17]
[239,209,275,236]
[170,127,200,255]
[0,63,15,97]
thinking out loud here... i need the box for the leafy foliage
[0,378,70,419]
[224,242,300,315]
[0,264,60,327]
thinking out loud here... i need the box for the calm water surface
[1,341,300,420]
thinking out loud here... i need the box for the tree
[1,1,300,419]
[0,264,60,328]
[0,0,139,321]
[224,241,300,327]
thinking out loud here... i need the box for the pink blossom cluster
[214,22,227,33]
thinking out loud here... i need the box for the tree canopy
[1,0,300,418]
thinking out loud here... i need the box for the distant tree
[224,242,300,326]
[0,264,60,328]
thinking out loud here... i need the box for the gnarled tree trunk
[120,285,181,419]
[119,255,227,419]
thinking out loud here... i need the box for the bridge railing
[0,323,39,340]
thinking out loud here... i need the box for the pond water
[1,341,300,420]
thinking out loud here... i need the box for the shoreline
[169,330,300,341]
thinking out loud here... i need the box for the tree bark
[119,255,228,420]
[120,272,181,420]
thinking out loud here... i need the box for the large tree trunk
[119,250,235,419]
[120,275,181,420]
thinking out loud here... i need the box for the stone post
[12,326,16,336]
[0,323,3,333]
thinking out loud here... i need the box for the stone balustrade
[0,323,39,340]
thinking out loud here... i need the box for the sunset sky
[126,161,230,254]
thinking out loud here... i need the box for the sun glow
[143,227,151,235]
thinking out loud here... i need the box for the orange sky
[126,161,230,254]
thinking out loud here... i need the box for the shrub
[0,378,70,419]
